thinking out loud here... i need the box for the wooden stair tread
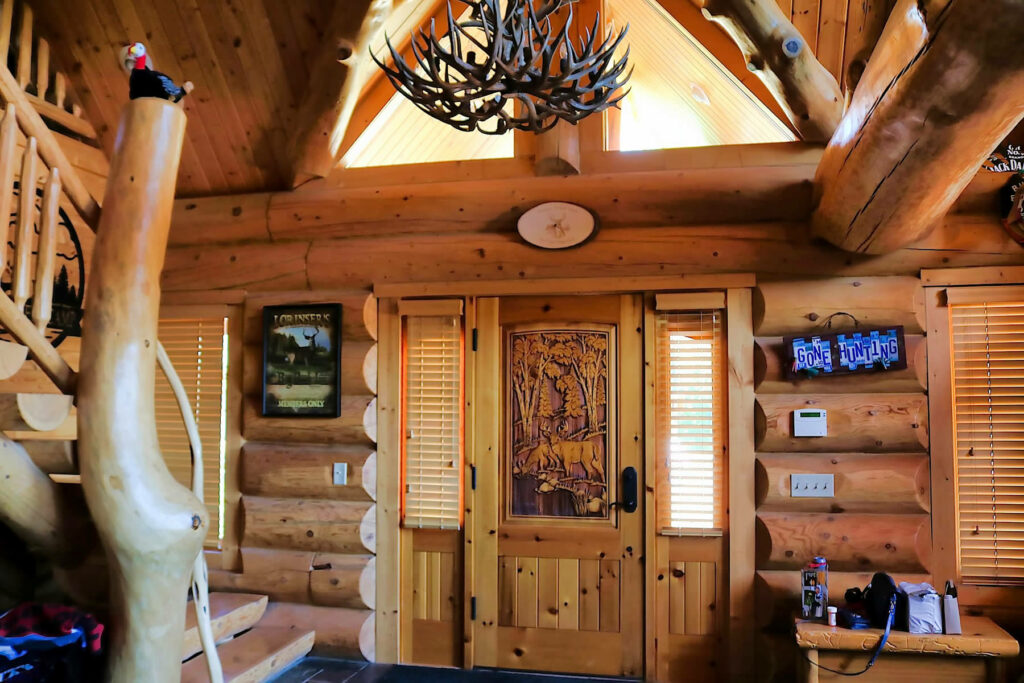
[180,625,315,683]
[182,593,268,660]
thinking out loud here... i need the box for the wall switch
[333,462,348,486]
[791,473,835,498]
[793,409,828,437]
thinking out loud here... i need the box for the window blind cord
[157,340,224,683]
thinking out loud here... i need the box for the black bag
[863,572,898,630]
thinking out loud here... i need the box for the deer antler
[372,0,631,134]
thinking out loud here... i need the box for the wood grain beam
[690,0,843,142]
[289,0,384,186]
[170,144,821,247]
[813,0,1024,254]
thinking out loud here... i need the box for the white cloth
[899,581,943,634]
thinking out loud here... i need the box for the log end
[362,397,377,444]
[360,504,376,554]
[0,341,28,380]
[359,611,375,662]
[360,556,376,610]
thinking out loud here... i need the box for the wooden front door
[470,295,644,677]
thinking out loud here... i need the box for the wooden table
[795,616,1019,682]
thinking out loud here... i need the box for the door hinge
[470,596,477,621]
[471,328,478,351]
[471,464,477,490]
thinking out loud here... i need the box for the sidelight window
[654,302,726,535]
[401,300,465,530]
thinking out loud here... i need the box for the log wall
[208,290,379,660]
[157,176,1024,677]
[752,276,933,682]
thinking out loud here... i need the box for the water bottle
[801,556,829,620]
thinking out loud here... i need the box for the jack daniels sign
[0,181,85,348]
[785,326,907,379]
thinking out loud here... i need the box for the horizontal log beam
[756,511,930,572]
[242,495,375,554]
[162,216,1024,293]
[242,394,374,445]
[169,145,822,247]
[754,277,925,336]
[755,393,928,453]
[209,547,374,610]
[755,452,930,514]
[812,0,1024,253]
[241,442,375,501]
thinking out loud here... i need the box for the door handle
[613,466,638,514]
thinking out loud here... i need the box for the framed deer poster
[505,323,616,521]
[261,303,342,417]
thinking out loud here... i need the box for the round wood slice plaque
[517,202,596,249]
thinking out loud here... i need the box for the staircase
[181,593,315,683]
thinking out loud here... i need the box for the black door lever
[609,466,638,513]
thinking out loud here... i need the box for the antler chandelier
[373,0,631,134]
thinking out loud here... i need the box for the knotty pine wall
[207,291,379,660]
[751,276,932,682]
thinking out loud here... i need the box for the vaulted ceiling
[34,0,894,198]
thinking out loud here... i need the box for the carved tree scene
[508,326,612,519]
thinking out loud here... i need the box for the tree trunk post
[77,98,203,683]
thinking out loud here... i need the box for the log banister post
[78,98,203,683]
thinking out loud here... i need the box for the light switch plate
[333,462,348,486]
[791,473,834,498]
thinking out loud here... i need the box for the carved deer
[549,422,604,481]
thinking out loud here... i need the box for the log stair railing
[0,0,98,144]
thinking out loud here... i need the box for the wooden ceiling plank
[34,0,123,156]
[84,0,219,194]
[190,0,280,191]
[813,0,1024,254]
[219,0,300,178]
[816,0,848,84]
[690,0,842,141]
[790,0,820,52]
[841,0,892,97]
[168,0,272,191]
[128,0,248,194]
[140,0,256,192]
[775,0,795,16]
[267,0,321,102]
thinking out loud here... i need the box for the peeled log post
[77,99,206,683]
[0,435,88,565]
[694,0,843,141]
[813,0,1024,253]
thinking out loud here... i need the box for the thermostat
[793,409,828,437]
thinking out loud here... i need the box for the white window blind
[951,300,1024,585]
[155,317,228,549]
[402,314,463,530]
[655,311,725,534]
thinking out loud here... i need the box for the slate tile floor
[270,658,636,683]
